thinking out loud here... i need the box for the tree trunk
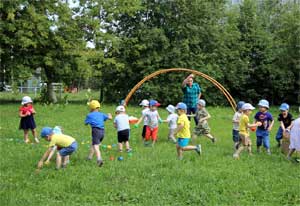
[47,82,57,103]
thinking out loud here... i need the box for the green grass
[0,104,299,206]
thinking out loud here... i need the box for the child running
[19,96,39,143]
[138,99,150,142]
[85,100,112,167]
[275,103,294,147]
[135,99,162,147]
[37,127,78,170]
[114,105,132,153]
[287,107,300,162]
[174,102,201,160]
[191,99,216,143]
[232,101,245,151]
[255,99,274,154]
[162,105,178,143]
[233,103,262,159]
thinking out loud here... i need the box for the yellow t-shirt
[49,134,75,148]
[176,113,190,138]
[239,114,249,136]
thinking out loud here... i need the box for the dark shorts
[232,129,240,142]
[142,125,147,139]
[118,129,130,143]
[92,127,104,145]
[59,141,78,157]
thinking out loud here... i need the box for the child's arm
[157,114,162,123]
[199,113,211,123]
[114,122,117,128]
[107,113,112,120]
[268,119,274,131]
[135,115,145,126]
[280,121,285,130]
[174,123,184,135]
[45,146,57,164]
[247,121,262,128]
[37,147,53,169]
[186,114,196,117]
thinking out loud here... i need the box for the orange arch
[124,68,236,112]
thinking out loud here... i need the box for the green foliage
[1,0,299,105]
[0,104,300,205]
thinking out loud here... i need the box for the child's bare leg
[125,141,130,150]
[287,149,295,159]
[192,134,197,143]
[118,142,123,152]
[93,144,103,166]
[56,153,62,169]
[247,145,252,155]
[24,129,29,143]
[87,144,94,159]
[31,129,39,143]
[205,133,215,142]
[176,144,181,158]
[62,156,69,167]
[182,145,197,151]
[93,144,102,160]
[233,145,245,158]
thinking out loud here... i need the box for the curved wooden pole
[124,68,236,112]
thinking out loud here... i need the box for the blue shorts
[177,138,190,147]
[59,141,78,157]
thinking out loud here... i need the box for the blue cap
[40,127,53,138]
[236,101,245,110]
[279,103,289,111]
[176,102,187,110]
[149,99,160,107]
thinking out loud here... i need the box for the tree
[1,1,91,102]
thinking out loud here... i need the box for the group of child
[232,99,300,161]
[18,95,299,171]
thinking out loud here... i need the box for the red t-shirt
[19,105,34,115]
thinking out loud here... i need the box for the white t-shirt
[167,113,178,129]
[142,108,150,125]
[144,110,160,128]
[232,111,242,131]
[114,113,130,131]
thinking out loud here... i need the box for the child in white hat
[19,96,39,143]
[114,105,132,153]
[162,105,178,143]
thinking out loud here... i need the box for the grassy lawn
[0,103,299,205]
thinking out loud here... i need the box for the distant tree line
[1,0,299,105]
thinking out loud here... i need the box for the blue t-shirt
[254,111,273,130]
[85,111,109,129]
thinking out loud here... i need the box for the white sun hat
[21,96,33,105]
[242,103,255,110]
[139,99,149,107]
[166,105,175,113]
[116,105,126,112]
